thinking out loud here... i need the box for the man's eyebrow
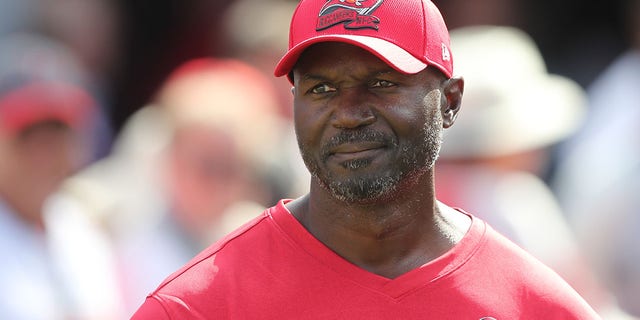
[300,73,330,82]
[373,69,394,77]
[301,69,395,80]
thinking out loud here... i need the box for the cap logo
[442,43,451,61]
[316,0,384,31]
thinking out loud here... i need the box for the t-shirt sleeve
[130,296,171,320]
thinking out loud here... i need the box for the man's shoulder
[465,220,599,317]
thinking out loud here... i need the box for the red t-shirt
[131,200,600,319]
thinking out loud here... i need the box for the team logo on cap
[316,0,384,31]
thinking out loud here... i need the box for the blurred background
[0,0,638,318]
[2,0,632,135]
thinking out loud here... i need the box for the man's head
[0,81,94,225]
[154,58,284,240]
[275,0,462,203]
[0,33,95,226]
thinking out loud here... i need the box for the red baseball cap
[0,81,94,135]
[274,0,453,81]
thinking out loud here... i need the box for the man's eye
[310,83,336,94]
[371,80,395,88]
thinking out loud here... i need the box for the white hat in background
[440,25,586,159]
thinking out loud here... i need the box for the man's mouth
[320,128,396,163]
[328,142,386,160]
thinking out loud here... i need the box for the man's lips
[320,129,396,162]
[328,142,386,159]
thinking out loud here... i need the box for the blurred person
[151,58,289,244]
[56,57,290,315]
[552,0,640,316]
[435,25,634,319]
[133,0,598,318]
[0,47,125,318]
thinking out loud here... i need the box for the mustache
[321,129,397,158]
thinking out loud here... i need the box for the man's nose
[330,87,376,129]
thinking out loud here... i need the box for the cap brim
[274,34,427,80]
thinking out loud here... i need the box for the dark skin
[285,42,470,279]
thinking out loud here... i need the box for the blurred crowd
[0,0,638,319]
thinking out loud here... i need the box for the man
[132,0,600,318]
[57,58,287,314]
[0,33,125,319]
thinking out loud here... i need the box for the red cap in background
[0,81,94,134]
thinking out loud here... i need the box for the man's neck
[287,178,471,279]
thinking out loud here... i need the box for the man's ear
[441,76,464,128]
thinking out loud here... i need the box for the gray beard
[300,110,443,204]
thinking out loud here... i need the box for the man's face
[0,121,84,220]
[165,125,246,229]
[292,42,446,203]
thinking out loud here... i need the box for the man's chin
[324,175,399,204]
[325,164,433,204]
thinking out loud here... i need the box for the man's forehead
[293,42,445,84]
[303,41,381,59]
[294,42,393,74]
